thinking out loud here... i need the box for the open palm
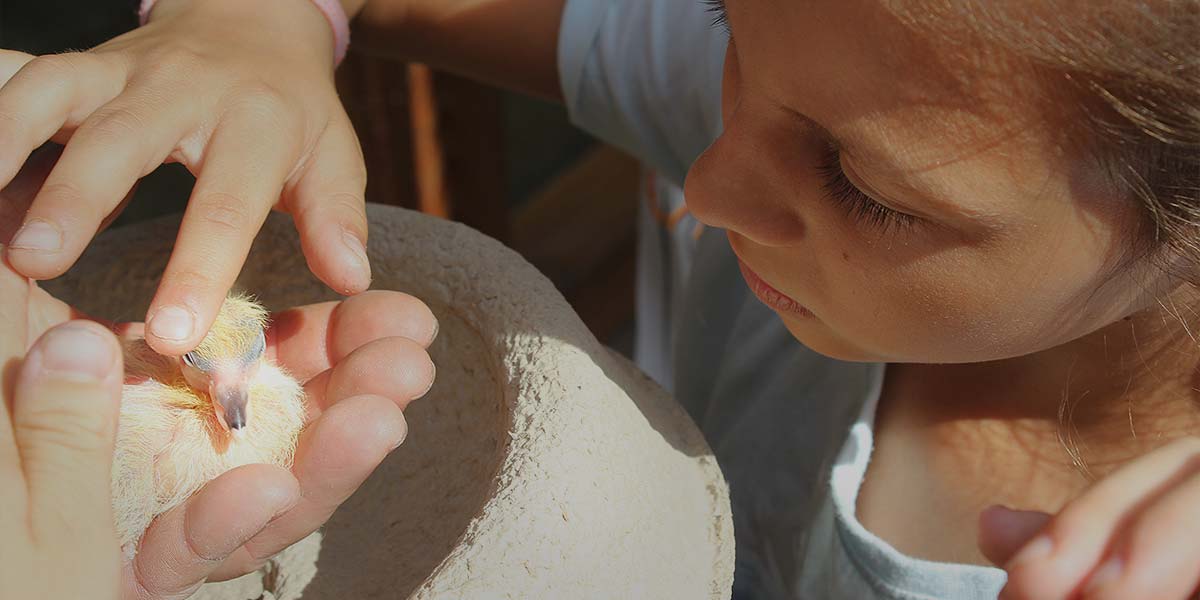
[2,141,437,600]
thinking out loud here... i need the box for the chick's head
[179,294,270,432]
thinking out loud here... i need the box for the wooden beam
[407,63,450,219]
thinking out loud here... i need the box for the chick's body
[112,296,306,554]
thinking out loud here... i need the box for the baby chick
[112,294,306,555]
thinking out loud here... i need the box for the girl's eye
[816,145,917,234]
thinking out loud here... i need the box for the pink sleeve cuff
[138,0,350,66]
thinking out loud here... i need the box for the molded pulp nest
[45,204,734,599]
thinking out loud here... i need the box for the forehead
[729,0,1111,220]
[751,1,1050,154]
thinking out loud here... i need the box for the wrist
[141,0,350,66]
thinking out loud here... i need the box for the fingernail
[341,230,370,280]
[266,484,301,520]
[10,219,63,252]
[413,361,436,401]
[34,324,115,382]
[148,305,195,342]
[1006,535,1053,570]
[1084,556,1123,592]
[390,425,408,450]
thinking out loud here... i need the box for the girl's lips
[736,259,815,318]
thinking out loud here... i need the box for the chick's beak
[212,383,249,431]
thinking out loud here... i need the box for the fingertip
[14,320,122,516]
[346,394,409,451]
[4,218,73,280]
[329,290,438,355]
[259,466,303,519]
[23,320,121,385]
[144,302,204,355]
[428,314,440,346]
[184,465,300,559]
[978,505,1015,567]
[229,465,302,521]
[324,336,435,411]
[340,228,372,291]
[999,535,1069,600]
[306,394,408,458]
[416,358,436,402]
[978,505,1053,568]
[302,225,371,296]
[382,401,410,451]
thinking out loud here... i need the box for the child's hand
[0,271,124,600]
[980,438,1200,599]
[122,291,434,599]
[2,151,436,599]
[0,0,370,356]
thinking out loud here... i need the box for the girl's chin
[778,315,885,363]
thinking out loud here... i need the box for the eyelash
[703,0,731,34]
[815,145,917,234]
[702,1,911,234]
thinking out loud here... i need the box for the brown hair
[889,1,1200,274]
[887,2,1200,476]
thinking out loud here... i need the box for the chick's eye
[249,329,266,360]
[182,352,197,367]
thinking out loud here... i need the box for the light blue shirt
[558,1,1008,598]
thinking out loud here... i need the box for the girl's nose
[684,112,809,247]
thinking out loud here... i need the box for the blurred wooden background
[1,1,641,349]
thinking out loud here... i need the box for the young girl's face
[684,0,1161,363]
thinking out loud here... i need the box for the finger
[207,394,406,580]
[1079,460,1200,599]
[1,142,62,244]
[264,300,338,381]
[268,291,437,381]
[124,464,298,600]
[6,90,193,280]
[0,52,126,190]
[285,115,371,296]
[0,49,35,83]
[13,321,122,538]
[303,336,434,418]
[0,262,32,512]
[327,290,438,355]
[145,104,299,355]
[978,505,1052,567]
[1000,438,1200,600]
[96,181,140,235]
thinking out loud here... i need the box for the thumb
[13,321,122,535]
[978,505,1053,567]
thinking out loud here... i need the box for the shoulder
[558,0,728,184]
